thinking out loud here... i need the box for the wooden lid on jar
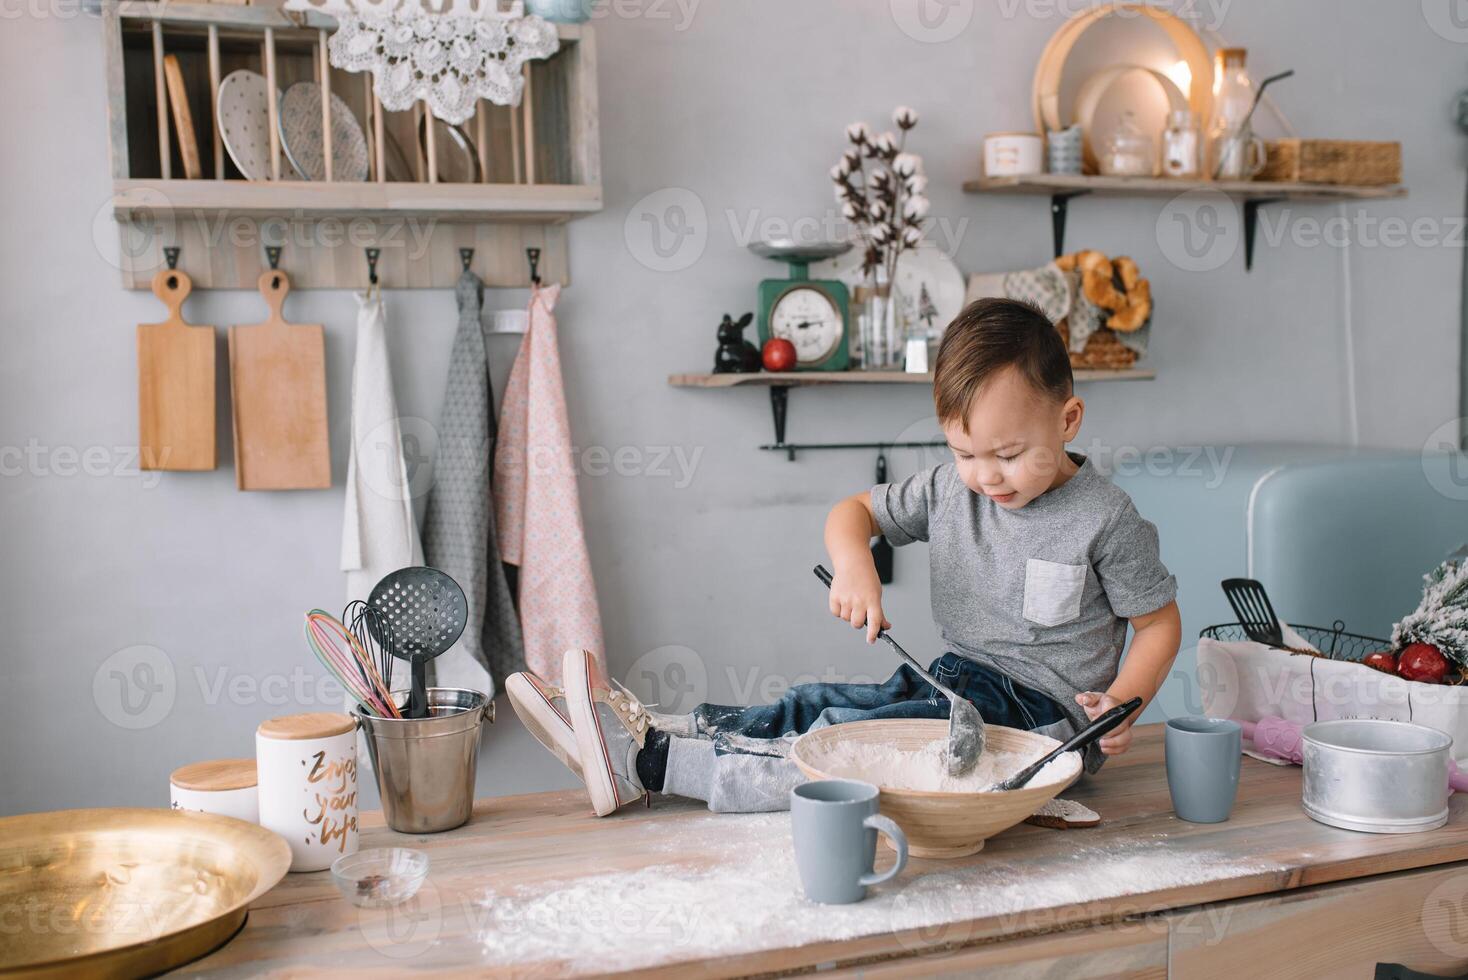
[171,758,257,792]
[257,712,356,741]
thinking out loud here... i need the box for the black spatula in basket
[1221,578,1289,650]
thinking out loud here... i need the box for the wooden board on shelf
[669,368,1155,388]
[964,173,1407,201]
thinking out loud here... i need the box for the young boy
[508,298,1181,815]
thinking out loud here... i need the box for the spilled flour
[814,738,1071,792]
[473,811,1280,972]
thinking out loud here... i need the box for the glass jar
[1161,109,1200,178]
[1098,111,1157,177]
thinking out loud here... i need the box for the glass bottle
[1207,48,1259,179]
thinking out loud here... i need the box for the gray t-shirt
[870,453,1176,773]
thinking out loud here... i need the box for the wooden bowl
[792,719,1082,858]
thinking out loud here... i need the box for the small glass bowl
[331,848,429,908]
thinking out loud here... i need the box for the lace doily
[333,14,557,123]
[285,1,559,124]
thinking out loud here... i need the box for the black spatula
[988,697,1142,792]
[1221,578,1287,649]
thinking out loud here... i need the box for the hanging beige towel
[341,290,422,604]
[493,284,605,686]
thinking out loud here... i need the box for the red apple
[1362,650,1397,675]
[1396,642,1449,684]
[762,338,796,372]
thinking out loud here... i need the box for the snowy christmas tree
[1392,558,1468,667]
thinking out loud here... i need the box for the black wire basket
[1199,622,1391,662]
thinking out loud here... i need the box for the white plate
[812,244,966,339]
[217,70,301,181]
[279,82,370,182]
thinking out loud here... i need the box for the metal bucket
[355,688,495,834]
[1301,718,1452,834]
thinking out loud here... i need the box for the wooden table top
[182,724,1468,978]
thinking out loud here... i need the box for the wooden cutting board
[138,265,215,471]
[227,270,330,490]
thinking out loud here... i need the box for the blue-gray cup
[790,780,908,904]
[1165,716,1243,823]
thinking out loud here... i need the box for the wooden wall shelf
[669,368,1155,387]
[669,368,1154,458]
[965,174,1407,201]
[964,174,1407,270]
[113,179,602,222]
[101,2,601,289]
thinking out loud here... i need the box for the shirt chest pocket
[1022,558,1088,627]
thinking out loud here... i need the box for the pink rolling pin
[1240,716,1468,792]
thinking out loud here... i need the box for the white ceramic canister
[256,712,360,872]
[984,132,1044,177]
[170,758,259,823]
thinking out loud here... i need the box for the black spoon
[988,696,1142,792]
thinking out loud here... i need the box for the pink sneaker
[562,648,652,816]
[505,671,581,779]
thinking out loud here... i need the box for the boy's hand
[829,565,891,644]
[1075,691,1135,756]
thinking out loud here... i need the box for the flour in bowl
[814,738,1070,792]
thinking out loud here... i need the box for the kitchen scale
[750,240,853,372]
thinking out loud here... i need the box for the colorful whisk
[303,610,402,718]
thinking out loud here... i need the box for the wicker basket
[1256,139,1402,186]
[1057,319,1138,371]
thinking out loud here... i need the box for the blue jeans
[659,654,1073,811]
[694,652,1070,746]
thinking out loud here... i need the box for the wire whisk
[303,610,401,718]
[343,599,395,696]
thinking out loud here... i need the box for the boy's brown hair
[932,298,1073,426]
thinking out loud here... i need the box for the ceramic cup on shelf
[1046,125,1084,175]
[984,132,1044,177]
[169,758,259,823]
[1165,716,1242,823]
[256,712,359,872]
[790,779,908,904]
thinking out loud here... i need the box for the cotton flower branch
[832,105,930,284]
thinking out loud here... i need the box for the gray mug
[790,779,908,904]
[1165,716,1242,823]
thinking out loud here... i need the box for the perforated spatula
[368,567,468,718]
[814,564,985,775]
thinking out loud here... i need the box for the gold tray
[0,807,290,978]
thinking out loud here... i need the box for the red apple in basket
[1396,643,1449,684]
[762,338,797,372]
[1362,650,1398,675]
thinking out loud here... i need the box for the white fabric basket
[1197,636,1468,765]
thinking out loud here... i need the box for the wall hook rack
[526,246,542,285]
[365,247,381,285]
[758,385,944,461]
